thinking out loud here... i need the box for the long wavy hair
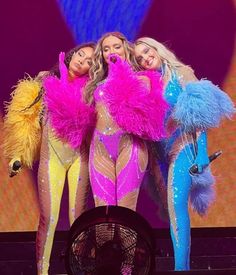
[84,32,136,105]
[25,42,96,110]
[134,37,188,82]
[50,42,96,78]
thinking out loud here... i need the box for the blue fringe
[173,80,235,132]
[190,168,215,215]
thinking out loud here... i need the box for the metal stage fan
[65,205,155,275]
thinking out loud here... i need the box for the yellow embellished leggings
[36,125,90,275]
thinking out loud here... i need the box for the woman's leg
[88,131,119,251]
[89,132,117,206]
[168,142,194,271]
[116,135,148,210]
[67,144,90,225]
[36,134,66,275]
[115,135,148,275]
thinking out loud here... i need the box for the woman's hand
[193,151,210,173]
[106,53,133,78]
[8,158,22,177]
[108,53,122,64]
[36,71,49,81]
[192,131,209,173]
[59,52,68,82]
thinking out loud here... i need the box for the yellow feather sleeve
[3,77,43,168]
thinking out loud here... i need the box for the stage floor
[0,227,236,274]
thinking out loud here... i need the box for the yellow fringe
[3,77,43,168]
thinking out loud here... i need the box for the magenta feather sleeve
[102,59,168,140]
[43,76,96,149]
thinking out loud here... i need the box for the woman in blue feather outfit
[134,37,235,271]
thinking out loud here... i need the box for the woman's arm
[43,52,96,149]
[193,130,209,173]
[102,56,168,140]
[3,77,43,172]
[173,67,235,132]
[175,66,210,173]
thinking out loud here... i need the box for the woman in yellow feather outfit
[3,43,95,275]
[3,77,43,176]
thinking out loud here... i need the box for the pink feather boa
[43,75,96,149]
[101,58,168,140]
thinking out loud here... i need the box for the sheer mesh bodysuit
[89,84,148,210]
[36,119,90,275]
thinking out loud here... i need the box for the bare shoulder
[176,65,198,84]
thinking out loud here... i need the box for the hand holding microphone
[9,159,22,177]
[189,150,222,175]
[109,53,119,64]
[109,54,117,63]
[107,54,124,78]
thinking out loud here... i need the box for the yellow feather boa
[3,77,43,168]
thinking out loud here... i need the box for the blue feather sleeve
[172,80,235,132]
[190,168,215,215]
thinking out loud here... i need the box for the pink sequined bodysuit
[89,84,148,210]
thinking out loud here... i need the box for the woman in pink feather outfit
[84,32,168,211]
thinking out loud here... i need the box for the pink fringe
[101,59,168,140]
[43,76,96,149]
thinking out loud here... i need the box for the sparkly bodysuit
[3,74,91,275]
[88,59,168,275]
[36,71,92,275]
[152,67,210,271]
[89,85,148,210]
[36,119,90,274]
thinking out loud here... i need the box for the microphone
[189,150,222,175]
[10,160,22,177]
[109,54,117,63]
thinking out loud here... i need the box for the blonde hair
[84,32,135,104]
[134,37,188,82]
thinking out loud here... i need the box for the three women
[3,32,235,274]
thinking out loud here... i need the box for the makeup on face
[134,43,161,70]
[69,46,94,77]
[102,35,126,64]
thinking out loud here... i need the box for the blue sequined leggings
[168,143,194,270]
[153,133,196,271]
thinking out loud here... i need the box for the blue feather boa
[190,168,215,215]
[173,80,235,132]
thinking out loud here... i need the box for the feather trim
[173,79,236,132]
[3,77,42,167]
[190,168,215,215]
[43,76,96,149]
[101,59,168,140]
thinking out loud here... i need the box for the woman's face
[102,35,126,64]
[69,46,94,77]
[134,43,161,70]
